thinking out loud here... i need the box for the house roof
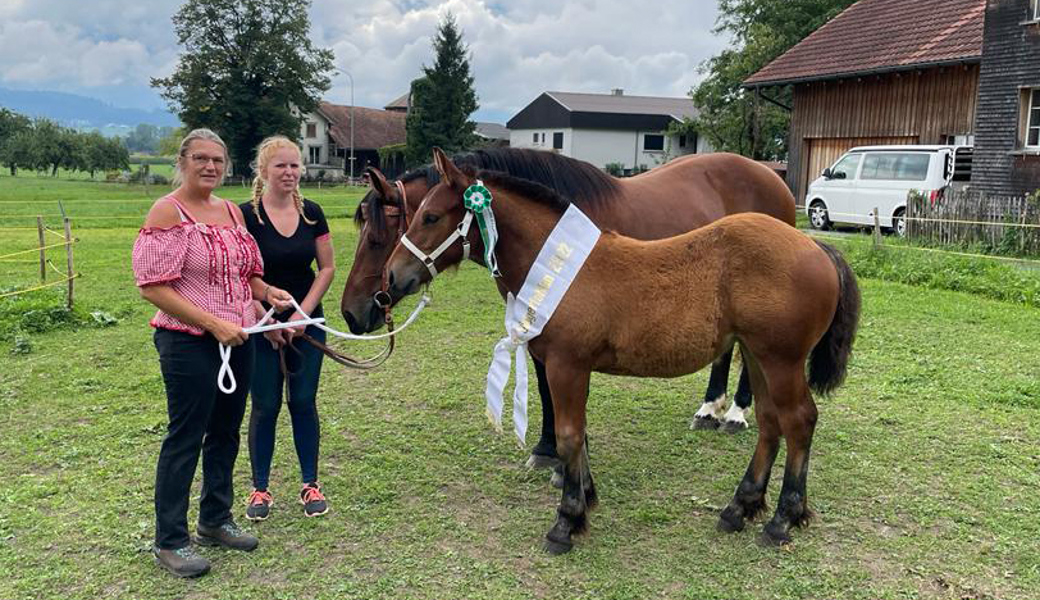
[384,93,409,111]
[318,102,406,150]
[546,91,698,120]
[475,122,509,140]
[745,0,985,87]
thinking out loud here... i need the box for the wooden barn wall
[786,65,979,201]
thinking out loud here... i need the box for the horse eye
[367,237,384,249]
[423,214,440,225]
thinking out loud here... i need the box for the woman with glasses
[132,128,293,578]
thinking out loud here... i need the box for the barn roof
[745,0,985,87]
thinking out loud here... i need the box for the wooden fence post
[37,216,46,282]
[873,207,882,248]
[63,217,74,310]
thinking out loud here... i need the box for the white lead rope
[217,294,431,393]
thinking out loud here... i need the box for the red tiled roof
[318,102,406,150]
[745,0,985,87]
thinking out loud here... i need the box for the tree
[158,126,186,156]
[125,123,161,154]
[151,0,333,172]
[685,0,856,160]
[0,108,32,175]
[84,132,130,178]
[405,13,479,167]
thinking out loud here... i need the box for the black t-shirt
[239,198,330,319]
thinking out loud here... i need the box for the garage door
[802,137,916,202]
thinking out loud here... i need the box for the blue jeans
[247,323,325,490]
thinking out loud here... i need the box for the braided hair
[250,135,316,226]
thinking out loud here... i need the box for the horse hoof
[757,525,792,548]
[691,415,720,430]
[526,453,561,470]
[720,420,749,434]
[544,535,573,555]
[717,511,745,534]
[550,468,565,489]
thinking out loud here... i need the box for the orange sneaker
[245,489,273,521]
[299,483,328,517]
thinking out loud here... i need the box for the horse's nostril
[387,271,395,287]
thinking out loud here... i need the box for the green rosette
[463,183,492,213]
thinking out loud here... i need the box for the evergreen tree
[684,0,856,160]
[405,13,479,167]
[152,0,333,172]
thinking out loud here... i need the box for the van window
[861,153,930,181]
[830,153,862,179]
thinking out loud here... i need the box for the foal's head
[340,167,426,333]
[386,148,478,299]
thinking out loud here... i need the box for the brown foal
[384,148,861,552]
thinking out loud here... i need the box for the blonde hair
[172,128,231,187]
[249,135,314,226]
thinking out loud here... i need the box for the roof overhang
[743,57,981,89]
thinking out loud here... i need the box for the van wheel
[892,209,907,238]
[809,200,831,230]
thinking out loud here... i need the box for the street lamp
[335,67,355,183]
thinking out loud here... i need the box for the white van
[805,145,972,236]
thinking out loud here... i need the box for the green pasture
[0,189,1039,599]
[0,171,366,229]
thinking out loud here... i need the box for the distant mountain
[0,88,180,129]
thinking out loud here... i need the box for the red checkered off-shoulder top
[132,194,265,336]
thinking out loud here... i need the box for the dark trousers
[153,328,254,550]
[248,323,325,491]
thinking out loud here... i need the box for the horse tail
[808,241,861,396]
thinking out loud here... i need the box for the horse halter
[372,180,414,313]
[399,190,473,278]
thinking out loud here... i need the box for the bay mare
[341,147,798,470]
[384,149,860,552]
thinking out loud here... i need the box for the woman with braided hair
[239,136,336,521]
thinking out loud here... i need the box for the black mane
[358,147,619,235]
[476,169,571,215]
[404,147,620,206]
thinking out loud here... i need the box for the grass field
[0,172,366,229]
[1,186,1039,599]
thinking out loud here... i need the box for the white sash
[485,204,600,446]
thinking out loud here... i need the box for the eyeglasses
[186,153,226,167]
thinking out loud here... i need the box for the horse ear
[366,166,391,198]
[432,147,469,190]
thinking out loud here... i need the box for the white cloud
[0,0,728,120]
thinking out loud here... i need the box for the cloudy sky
[0,0,730,124]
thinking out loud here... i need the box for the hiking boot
[195,520,259,552]
[153,544,211,578]
[245,489,273,522]
[300,482,329,517]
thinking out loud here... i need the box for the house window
[643,134,664,152]
[308,146,321,164]
[1032,0,1040,20]
[532,132,538,144]
[1025,88,1040,147]
[306,122,317,138]
[541,133,546,143]
[552,132,563,150]
[678,135,687,148]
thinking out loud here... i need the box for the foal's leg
[720,359,754,433]
[758,367,818,546]
[542,362,595,555]
[718,355,780,533]
[691,348,734,429]
[526,356,560,469]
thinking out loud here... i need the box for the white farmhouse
[507,89,711,174]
